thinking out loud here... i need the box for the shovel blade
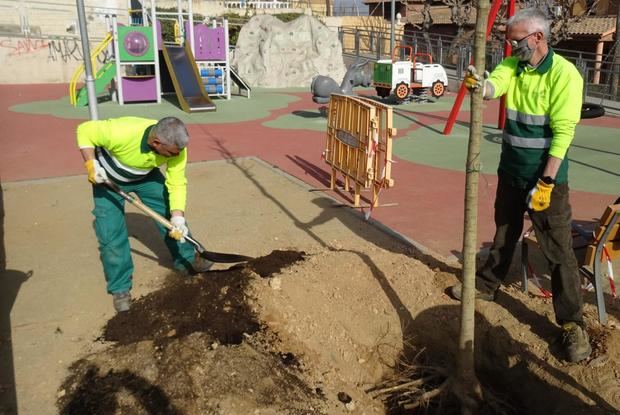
[198,250,253,263]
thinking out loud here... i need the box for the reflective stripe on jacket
[77,117,188,211]
[487,49,582,187]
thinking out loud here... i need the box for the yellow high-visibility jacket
[487,48,582,187]
[77,117,188,211]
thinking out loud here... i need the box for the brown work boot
[449,283,497,302]
[561,322,592,363]
[191,254,214,274]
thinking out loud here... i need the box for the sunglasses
[506,32,538,48]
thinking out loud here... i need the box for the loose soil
[57,247,620,415]
[4,156,617,415]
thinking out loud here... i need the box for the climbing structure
[70,1,161,106]
[112,12,161,105]
[69,1,245,109]
[192,19,231,100]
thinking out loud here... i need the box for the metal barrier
[324,94,395,207]
[223,1,291,10]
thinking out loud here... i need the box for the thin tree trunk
[456,0,489,413]
[611,11,620,98]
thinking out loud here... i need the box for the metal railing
[223,0,291,10]
[338,27,620,106]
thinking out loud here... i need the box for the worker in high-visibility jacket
[451,7,591,363]
[77,116,213,313]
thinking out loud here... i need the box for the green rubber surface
[11,88,299,124]
[394,122,620,195]
[263,107,417,132]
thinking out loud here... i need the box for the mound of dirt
[102,250,305,347]
[57,247,620,415]
[58,250,371,415]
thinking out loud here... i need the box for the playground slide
[230,67,251,98]
[161,43,216,113]
[75,62,117,107]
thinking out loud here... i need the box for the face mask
[508,33,537,62]
[512,43,535,62]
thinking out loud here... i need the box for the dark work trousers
[477,173,583,325]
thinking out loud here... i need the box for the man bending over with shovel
[77,116,212,312]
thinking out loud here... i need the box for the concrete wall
[0,36,90,83]
[0,0,357,84]
[0,0,124,84]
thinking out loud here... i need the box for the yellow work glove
[527,178,555,211]
[464,65,489,94]
[84,159,108,184]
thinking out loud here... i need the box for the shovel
[103,179,253,263]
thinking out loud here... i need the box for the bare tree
[443,0,475,36]
[404,0,434,31]
[454,0,488,411]
[519,0,600,44]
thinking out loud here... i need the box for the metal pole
[390,0,395,54]
[76,0,98,120]
[188,0,195,55]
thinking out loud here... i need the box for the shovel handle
[103,180,173,231]
[103,180,252,263]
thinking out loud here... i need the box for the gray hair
[153,117,189,149]
[506,8,550,40]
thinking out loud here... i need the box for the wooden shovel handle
[103,180,173,230]
[103,179,253,263]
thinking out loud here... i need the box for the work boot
[112,291,131,313]
[191,254,214,274]
[561,322,592,363]
[449,283,497,302]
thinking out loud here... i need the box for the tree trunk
[455,0,489,412]
[611,11,620,98]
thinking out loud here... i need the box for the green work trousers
[91,169,195,294]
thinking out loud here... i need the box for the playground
[1,2,620,414]
[1,78,620,414]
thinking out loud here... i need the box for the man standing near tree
[450,7,591,362]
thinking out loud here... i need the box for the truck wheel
[431,81,445,98]
[394,82,410,100]
[376,87,390,98]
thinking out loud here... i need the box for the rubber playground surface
[1,83,619,261]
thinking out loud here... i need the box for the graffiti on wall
[1,37,113,65]
[47,38,83,62]
[0,38,49,57]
